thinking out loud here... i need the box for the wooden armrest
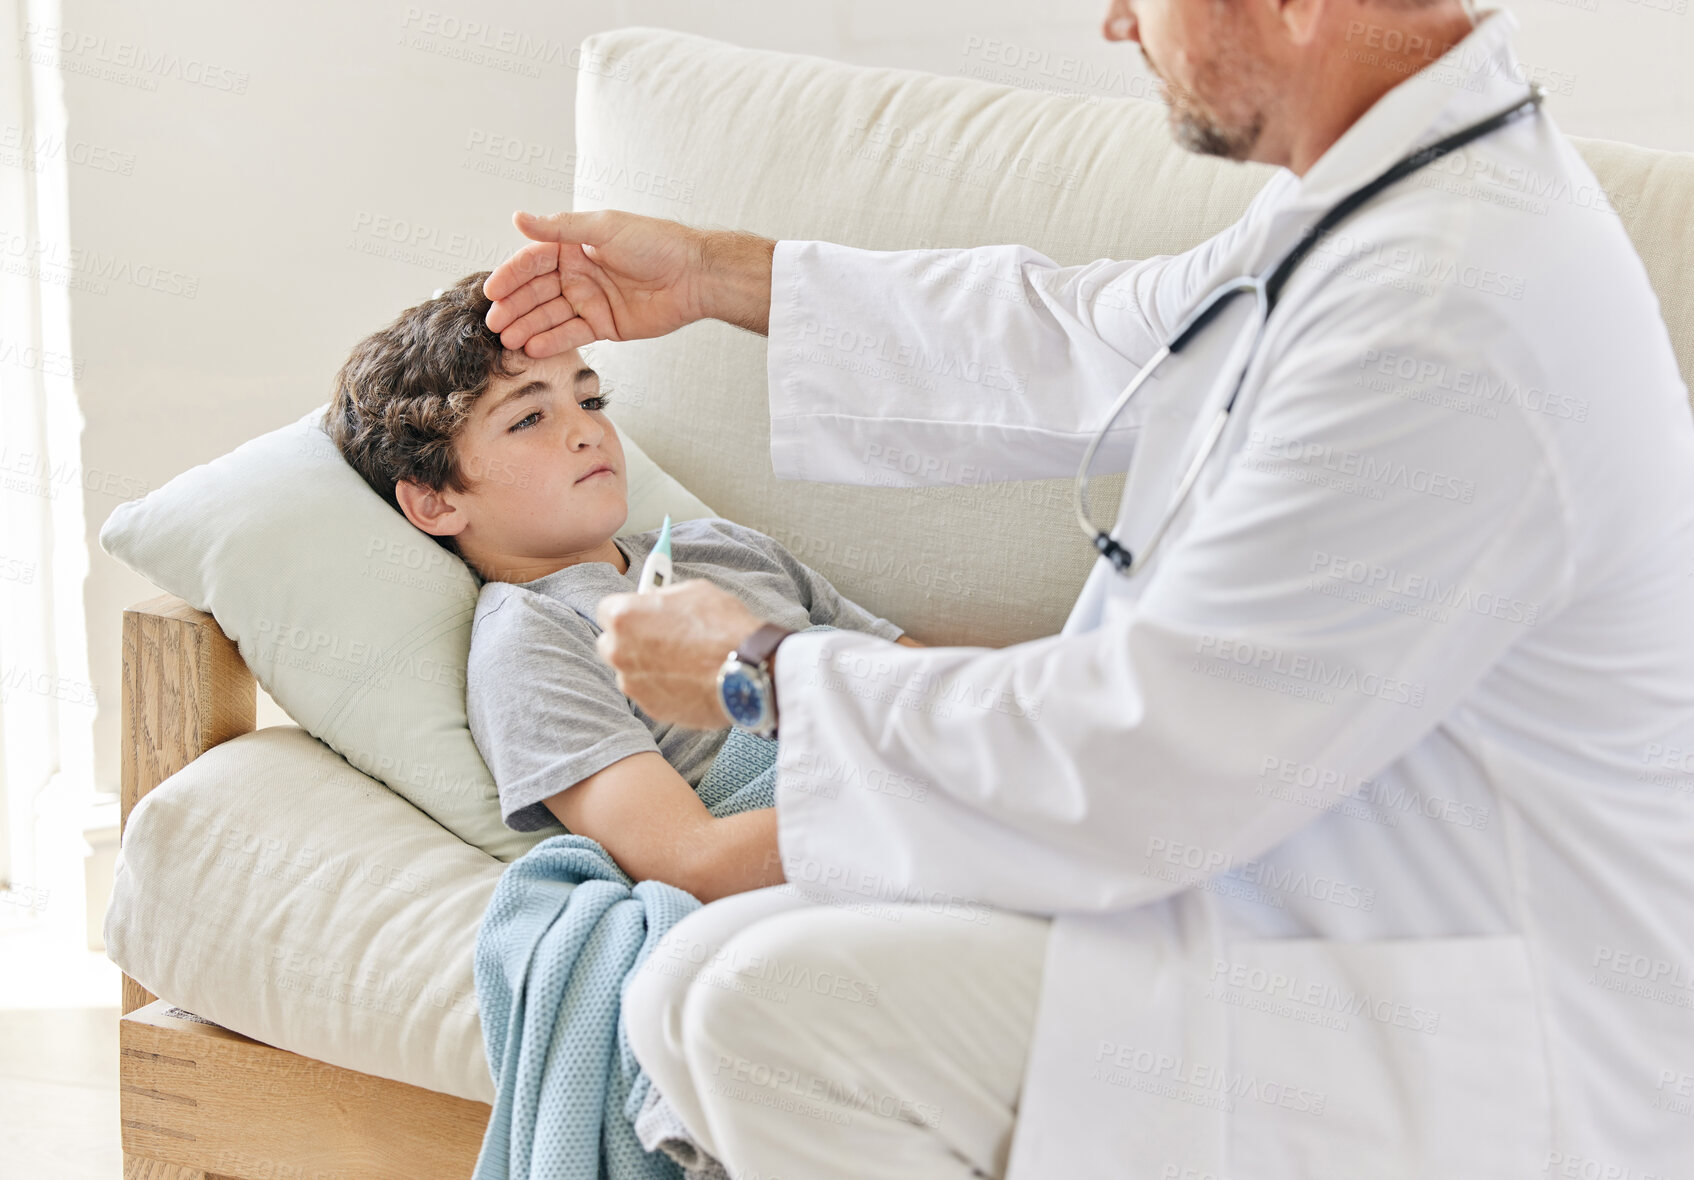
[120,999,489,1178]
[120,593,256,1013]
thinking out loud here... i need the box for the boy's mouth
[575,462,615,484]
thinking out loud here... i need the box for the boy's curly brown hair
[326,271,525,567]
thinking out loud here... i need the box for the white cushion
[106,725,499,1103]
[99,402,714,861]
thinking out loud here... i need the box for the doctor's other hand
[484,209,775,357]
[595,579,769,730]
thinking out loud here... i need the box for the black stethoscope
[1074,84,1546,577]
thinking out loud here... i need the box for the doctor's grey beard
[1139,42,1269,160]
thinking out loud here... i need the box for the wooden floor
[0,921,126,1179]
[6,876,493,1180]
[0,1006,122,1178]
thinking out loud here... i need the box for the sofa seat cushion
[106,725,499,1104]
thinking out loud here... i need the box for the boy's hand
[483,209,711,357]
[596,580,767,729]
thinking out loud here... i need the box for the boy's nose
[565,401,606,442]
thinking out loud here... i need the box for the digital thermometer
[636,514,673,593]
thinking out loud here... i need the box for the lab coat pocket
[1219,935,1552,1180]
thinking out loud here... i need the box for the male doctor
[483,0,1694,1175]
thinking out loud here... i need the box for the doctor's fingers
[484,210,620,299]
[493,279,601,356]
[598,582,751,667]
[489,277,569,351]
[487,277,568,345]
[517,319,596,359]
[596,600,731,728]
[596,592,665,672]
[484,241,560,314]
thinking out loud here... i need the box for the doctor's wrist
[727,621,792,738]
[695,230,776,336]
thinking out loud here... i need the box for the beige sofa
[106,25,1694,1179]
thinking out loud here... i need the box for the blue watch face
[720,667,767,728]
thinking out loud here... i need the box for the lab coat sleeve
[765,171,1298,487]
[767,287,1576,916]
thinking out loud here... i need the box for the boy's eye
[509,411,541,432]
[579,394,611,412]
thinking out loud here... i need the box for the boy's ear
[395,478,467,538]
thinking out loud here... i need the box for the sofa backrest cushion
[576,26,1694,647]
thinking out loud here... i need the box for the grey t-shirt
[466,516,906,832]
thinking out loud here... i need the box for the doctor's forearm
[695,230,775,335]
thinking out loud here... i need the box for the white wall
[34,0,1693,797]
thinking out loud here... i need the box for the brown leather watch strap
[735,622,793,738]
[735,622,792,667]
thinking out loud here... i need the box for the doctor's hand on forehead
[483,2,1148,361]
[483,208,778,358]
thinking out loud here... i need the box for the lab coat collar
[1272,6,1529,223]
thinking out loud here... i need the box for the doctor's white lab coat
[763,10,1694,1179]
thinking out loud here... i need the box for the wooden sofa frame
[117,594,492,1180]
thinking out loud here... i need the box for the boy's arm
[895,635,925,647]
[544,751,783,903]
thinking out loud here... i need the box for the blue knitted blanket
[471,726,781,1180]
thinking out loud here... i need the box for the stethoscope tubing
[1075,84,1547,578]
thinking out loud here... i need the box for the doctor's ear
[1102,0,1135,41]
[395,477,467,538]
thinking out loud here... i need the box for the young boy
[328,271,920,902]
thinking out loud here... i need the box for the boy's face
[403,349,629,579]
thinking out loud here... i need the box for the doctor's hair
[326,270,522,573]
